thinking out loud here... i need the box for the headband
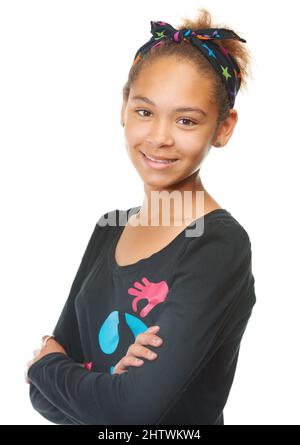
[132,20,247,108]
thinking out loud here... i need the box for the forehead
[130,57,213,106]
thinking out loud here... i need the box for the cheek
[176,134,207,161]
[124,120,147,148]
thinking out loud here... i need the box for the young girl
[26,8,256,425]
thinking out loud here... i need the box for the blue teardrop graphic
[98,310,120,354]
[125,312,148,338]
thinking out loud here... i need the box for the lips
[140,151,179,170]
[141,151,178,163]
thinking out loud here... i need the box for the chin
[138,172,179,190]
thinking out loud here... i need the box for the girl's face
[121,56,236,190]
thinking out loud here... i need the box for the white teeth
[144,153,176,163]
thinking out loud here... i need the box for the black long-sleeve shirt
[28,206,256,425]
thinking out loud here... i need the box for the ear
[212,109,238,147]
[120,96,128,126]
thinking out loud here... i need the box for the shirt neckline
[108,206,231,275]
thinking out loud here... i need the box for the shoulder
[85,208,120,253]
[190,211,251,250]
[179,212,253,278]
[96,208,118,227]
[96,206,140,228]
[170,212,256,315]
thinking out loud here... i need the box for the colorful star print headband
[132,21,247,108]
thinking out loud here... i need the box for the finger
[25,359,34,383]
[136,331,155,345]
[147,326,160,333]
[124,356,144,367]
[137,332,163,347]
[120,356,144,370]
[33,349,40,357]
[128,344,157,361]
[113,356,144,375]
[41,335,54,348]
[113,369,128,375]
[24,370,29,384]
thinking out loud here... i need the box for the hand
[25,336,67,384]
[128,278,169,318]
[112,325,163,375]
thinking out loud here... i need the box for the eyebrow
[131,95,207,116]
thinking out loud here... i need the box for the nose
[146,119,174,148]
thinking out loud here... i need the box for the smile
[140,151,179,170]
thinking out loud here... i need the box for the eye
[135,109,197,127]
[178,118,197,127]
[135,109,152,118]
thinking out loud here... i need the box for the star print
[221,65,232,81]
[155,31,166,39]
[219,45,230,58]
[201,44,217,59]
[212,30,221,38]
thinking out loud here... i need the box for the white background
[1,0,299,425]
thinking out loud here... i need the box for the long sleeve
[28,221,103,424]
[27,220,256,425]
[29,383,77,424]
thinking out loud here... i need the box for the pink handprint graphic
[128,277,169,318]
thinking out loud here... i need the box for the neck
[138,171,208,226]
